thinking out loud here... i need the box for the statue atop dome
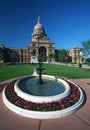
[32,17,49,41]
[37,16,40,24]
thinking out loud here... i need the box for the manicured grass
[0,64,35,83]
[43,64,90,79]
[0,63,90,83]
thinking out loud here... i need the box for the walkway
[54,62,90,69]
[0,78,90,130]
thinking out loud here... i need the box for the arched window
[39,47,46,62]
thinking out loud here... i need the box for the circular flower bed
[4,79,80,111]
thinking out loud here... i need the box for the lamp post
[79,51,83,68]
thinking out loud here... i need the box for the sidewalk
[0,79,90,130]
[54,62,90,69]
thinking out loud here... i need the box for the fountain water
[3,63,85,119]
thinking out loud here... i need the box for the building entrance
[39,47,46,62]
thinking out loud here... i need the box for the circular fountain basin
[3,78,85,119]
[14,75,71,103]
[18,77,65,96]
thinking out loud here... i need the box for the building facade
[0,18,86,64]
[69,46,86,63]
[10,17,55,63]
[0,17,55,63]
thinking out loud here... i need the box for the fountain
[36,63,44,84]
[3,63,85,119]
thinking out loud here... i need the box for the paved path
[54,62,90,69]
[0,79,90,130]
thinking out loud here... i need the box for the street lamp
[79,51,83,68]
[79,51,83,63]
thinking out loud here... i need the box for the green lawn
[0,63,90,83]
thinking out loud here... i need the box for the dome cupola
[32,17,47,41]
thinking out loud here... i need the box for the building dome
[32,17,47,41]
[34,19,43,29]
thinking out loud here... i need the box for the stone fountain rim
[2,79,84,119]
[14,75,71,103]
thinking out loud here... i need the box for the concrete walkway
[54,62,90,69]
[0,79,90,130]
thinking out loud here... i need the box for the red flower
[61,104,65,109]
[46,102,51,107]
[4,78,81,111]
[57,100,62,105]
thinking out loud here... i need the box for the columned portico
[27,17,55,63]
[0,17,55,63]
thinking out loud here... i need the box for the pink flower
[5,78,81,111]
[46,102,51,106]
[57,100,62,105]
[61,104,65,109]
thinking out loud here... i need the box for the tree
[48,53,55,62]
[3,49,11,62]
[31,49,36,56]
[86,58,90,63]
[38,55,47,62]
[58,49,69,63]
[82,40,90,58]
[0,54,3,62]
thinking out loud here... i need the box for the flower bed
[5,79,80,111]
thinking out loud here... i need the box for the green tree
[38,55,47,62]
[58,49,69,63]
[86,58,90,63]
[48,53,55,62]
[31,49,36,56]
[82,40,90,58]
[0,54,3,61]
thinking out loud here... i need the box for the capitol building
[0,17,85,64]
[0,17,55,63]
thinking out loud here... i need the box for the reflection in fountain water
[19,77,65,96]
[3,62,85,119]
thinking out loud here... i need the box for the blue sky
[0,0,90,50]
